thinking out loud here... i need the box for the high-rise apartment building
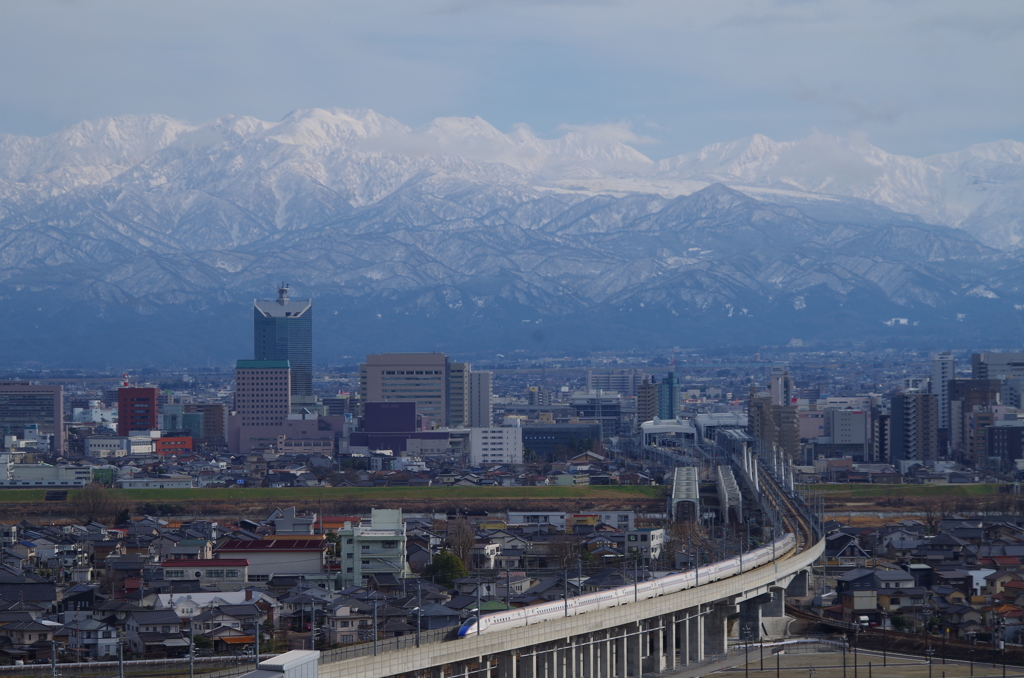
[890,393,939,466]
[637,378,659,424]
[769,367,796,406]
[448,362,470,428]
[948,378,1002,459]
[657,372,680,420]
[117,387,158,436]
[872,410,891,463]
[932,353,955,431]
[254,285,312,398]
[234,360,291,426]
[0,382,64,452]
[183,403,228,446]
[361,353,450,427]
[469,371,493,428]
[747,383,799,461]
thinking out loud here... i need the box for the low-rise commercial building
[0,463,91,488]
[85,435,154,458]
[115,475,194,489]
[215,538,327,582]
[335,509,409,588]
[161,559,249,590]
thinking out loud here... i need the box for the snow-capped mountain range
[1,108,1023,363]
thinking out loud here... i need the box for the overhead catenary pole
[254,614,260,670]
[563,569,569,617]
[373,601,379,655]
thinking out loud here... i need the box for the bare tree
[919,498,940,534]
[447,517,476,569]
[71,485,130,525]
[549,535,581,571]
[954,494,978,516]
[937,495,956,521]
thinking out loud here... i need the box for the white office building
[85,436,154,458]
[469,425,523,466]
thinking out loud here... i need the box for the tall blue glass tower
[254,284,312,397]
[657,371,680,420]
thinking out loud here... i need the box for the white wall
[469,426,522,465]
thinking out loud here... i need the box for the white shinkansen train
[457,532,796,638]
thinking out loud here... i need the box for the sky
[1,0,1022,159]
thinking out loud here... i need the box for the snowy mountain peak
[0,109,1023,248]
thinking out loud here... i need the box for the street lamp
[852,625,861,678]
[967,630,976,677]
[942,627,948,665]
[879,611,888,667]
[743,623,752,678]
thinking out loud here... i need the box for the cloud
[791,83,902,125]
[555,122,658,145]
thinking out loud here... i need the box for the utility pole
[254,616,260,670]
[50,638,56,678]
[118,631,124,678]
[416,579,422,649]
[853,629,859,678]
[310,600,317,652]
[189,618,195,678]
[577,556,583,597]
[373,601,379,655]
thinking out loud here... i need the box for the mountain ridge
[1,109,1023,364]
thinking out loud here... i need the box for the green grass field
[813,482,1004,501]
[0,484,664,504]
[0,489,48,502]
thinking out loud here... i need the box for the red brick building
[117,387,158,436]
